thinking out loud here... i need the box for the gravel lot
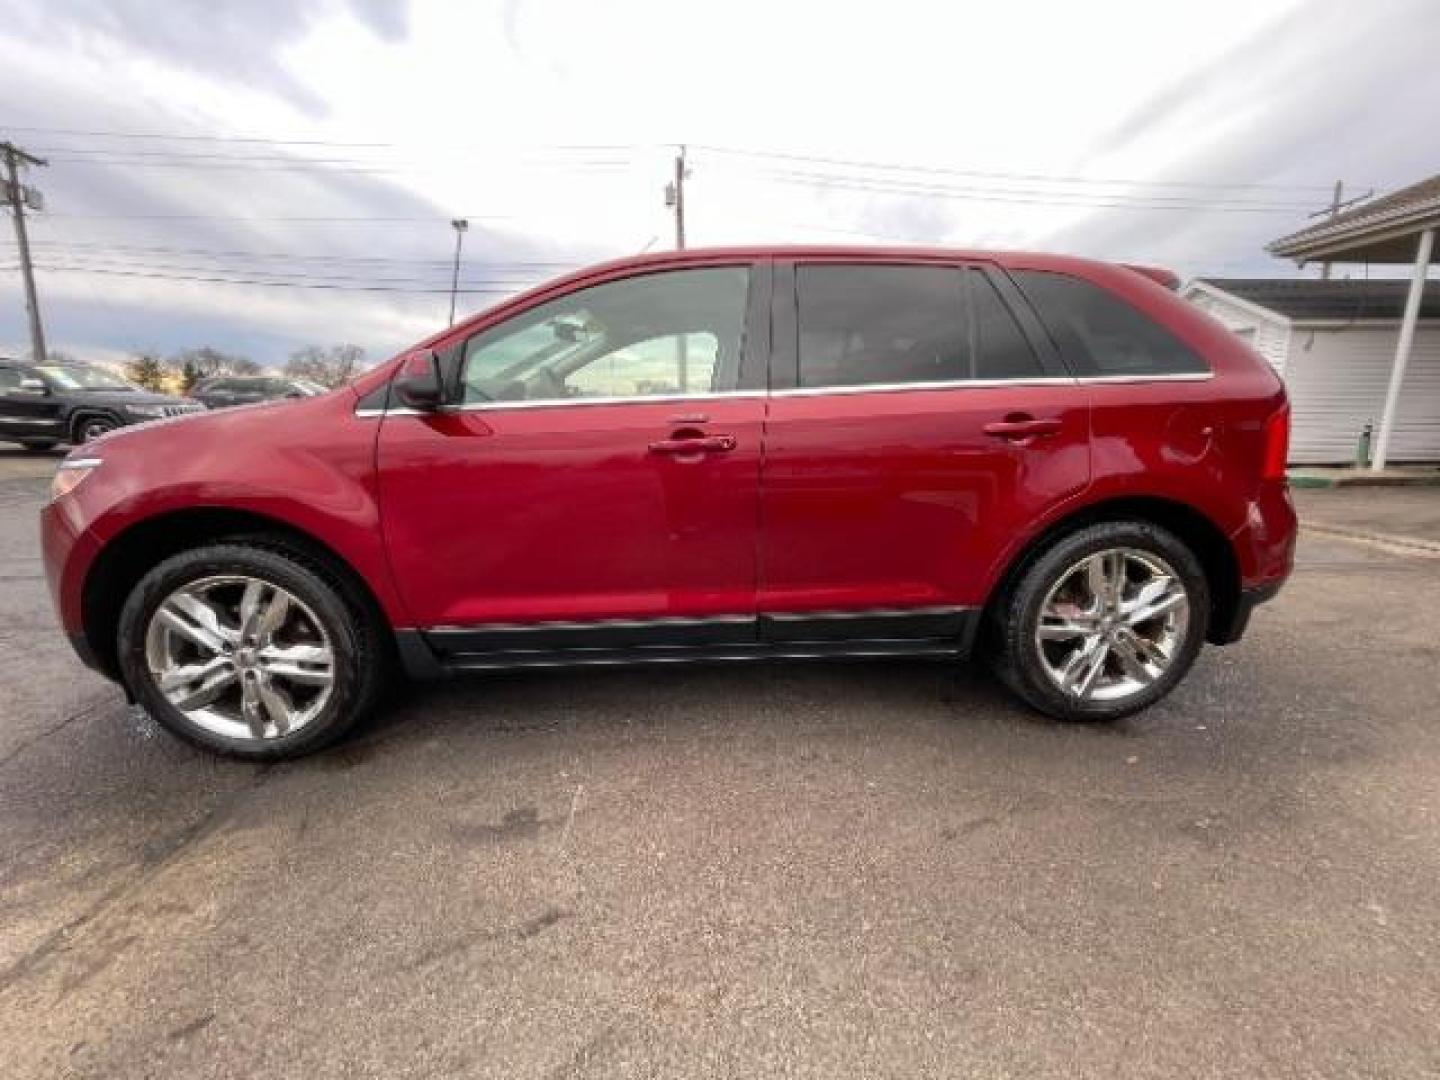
[1,446,1438,1079]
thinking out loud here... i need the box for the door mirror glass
[393,350,445,411]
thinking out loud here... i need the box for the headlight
[52,457,101,501]
[126,403,171,418]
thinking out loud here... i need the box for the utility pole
[448,218,469,326]
[1308,180,1373,281]
[2,141,49,363]
[664,145,691,388]
[1320,181,1343,280]
[665,144,688,250]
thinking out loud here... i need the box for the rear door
[757,260,1090,642]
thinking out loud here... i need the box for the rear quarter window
[1012,270,1207,377]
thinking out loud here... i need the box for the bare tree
[172,346,258,380]
[284,344,366,388]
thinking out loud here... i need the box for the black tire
[21,441,58,452]
[989,521,1210,722]
[116,541,389,759]
[74,415,119,443]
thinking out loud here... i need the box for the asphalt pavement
[1,446,1438,1079]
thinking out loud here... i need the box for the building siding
[1284,324,1440,464]
[1184,289,1291,375]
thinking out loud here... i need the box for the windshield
[36,365,136,391]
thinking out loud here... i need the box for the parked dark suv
[189,375,326,410]
[42,247,1295,760]
[0,361,203,449]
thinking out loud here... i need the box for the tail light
[1261,403,1290,480]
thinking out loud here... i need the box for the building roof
[1195,277,1440,322]
[1268,174,1440,264]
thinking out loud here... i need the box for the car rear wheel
[116,542,387,759]
[990,521,1209,722]
[21,440,58,452]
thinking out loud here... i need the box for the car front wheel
[116,542,387,759]
[75,416,118,443]
[990,521,1210,722]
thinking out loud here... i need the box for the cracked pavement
[2,447,1439,1078]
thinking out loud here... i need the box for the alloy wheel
[1034,547,1190,703]
[144,575,336,741]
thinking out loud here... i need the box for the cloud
[3,0,1437,366]
[0,0,408,112]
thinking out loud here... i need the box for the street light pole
[448,218,469,326]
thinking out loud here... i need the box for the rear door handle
[983,417,1063,440]
[648,434,737,454]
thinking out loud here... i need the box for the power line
[6,123,1342,194]
[38,212,516,222]
[29,263,535,294]
[8,238,581,268]
[693,143,1338,194]
[759,168,1315,213]
[2,125,653,153]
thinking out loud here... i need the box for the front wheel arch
[981,496,1241,650]
[68,410,122,444]
[82,508,396,683]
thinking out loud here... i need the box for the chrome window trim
[354,371,1213,417]
[0,415,64,426]
[772,376,1077,398]
[1073,372,1214,384]
[355,389,764,418]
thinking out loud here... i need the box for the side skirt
[396,608,980,679]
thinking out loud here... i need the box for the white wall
[1284,324,1440,464]
[1184,289,1291,375]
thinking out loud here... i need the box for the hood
[80,386,348,455]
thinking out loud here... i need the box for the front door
[758,261,1091,641]
[377,263,768,655]
[0,366,66,443]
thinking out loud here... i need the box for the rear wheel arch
[82,507,395,681]
[982,496,1241,647]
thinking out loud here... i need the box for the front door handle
[648,434,737,455]
[983,417,1062,440]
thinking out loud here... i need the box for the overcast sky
[2,0,1437,367]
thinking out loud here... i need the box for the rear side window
[1011,270,1207,377]
[795,265,1044,389]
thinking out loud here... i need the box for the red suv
[41,248,1295,759]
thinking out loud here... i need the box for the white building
[1183,278,1440,464]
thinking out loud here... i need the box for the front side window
[0,368,22,392]
[795,265,1044,389]
[1011,270,1208,377]
[459,267,749,405]
[36,365,136,391]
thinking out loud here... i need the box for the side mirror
[393,350,446,412]
[18,377,48,396]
